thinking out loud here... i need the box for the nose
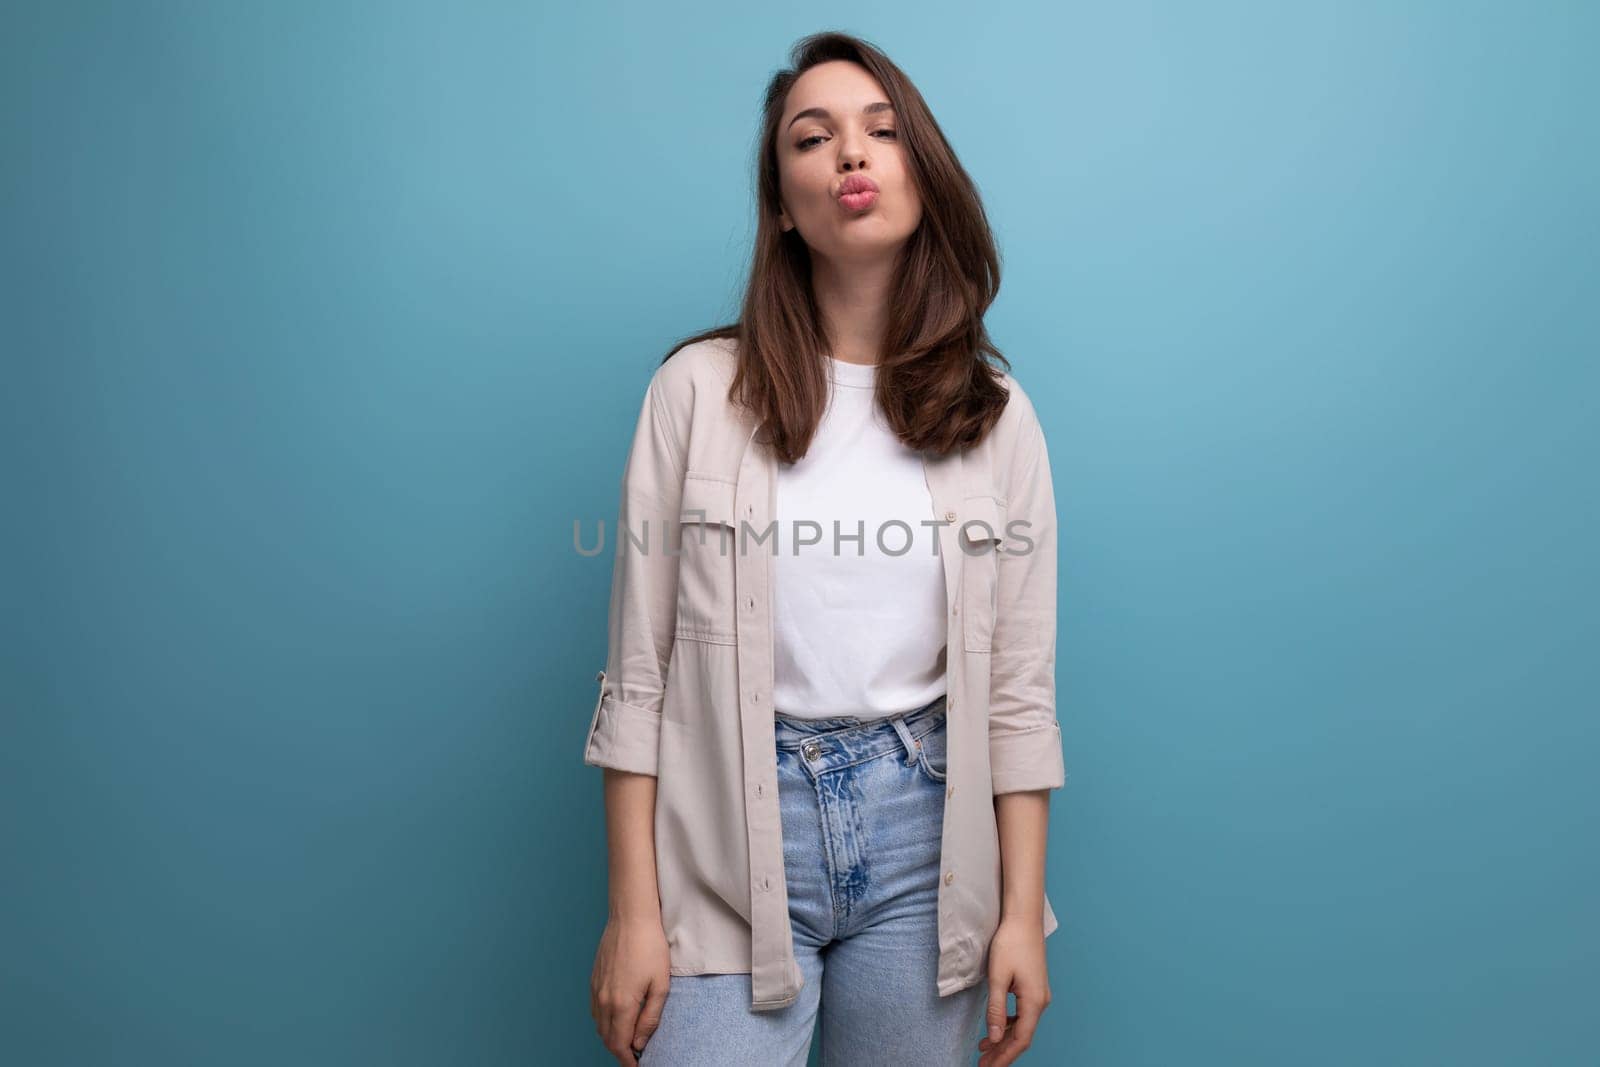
[837,132,869,173]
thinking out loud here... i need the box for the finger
[631,975,669,1055]
[1010,989,1044,1049]
[601,1005,624,1059]
[988,1026,1027,1067]
[985,981,1011,1047]
[995,1037,1023,1067]
[977,1013,1017,1057]
[989,990,1045,1067]
[603,995,642,1061]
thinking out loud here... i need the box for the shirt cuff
[989,721,1066,794]
[583,683,662,776]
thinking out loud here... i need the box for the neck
[810,254,896,366]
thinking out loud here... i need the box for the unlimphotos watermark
[573,515,1034,559]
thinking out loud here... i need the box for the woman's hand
[977,915,1053,1066]
[590,914,671,1063]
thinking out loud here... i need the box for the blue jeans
[639,693,989,1066]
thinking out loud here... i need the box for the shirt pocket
[959,494,1006,653]
[675,473,740,645]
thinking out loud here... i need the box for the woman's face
[776,61,923,263]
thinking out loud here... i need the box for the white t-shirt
[770,355,949,720]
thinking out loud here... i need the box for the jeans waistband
[773,693,947,767]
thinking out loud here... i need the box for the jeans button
[802,742,821,760]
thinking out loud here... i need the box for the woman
[584,31,1065,1067]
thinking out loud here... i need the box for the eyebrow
[786,101,895,131]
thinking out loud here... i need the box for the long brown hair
[663,30,1013,464]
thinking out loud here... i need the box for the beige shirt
[582,337,1066,1012]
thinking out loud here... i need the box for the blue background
[3,2,1596,1064]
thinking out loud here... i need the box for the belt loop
[888,715,919,765]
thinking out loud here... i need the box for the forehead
[782,61,889,119]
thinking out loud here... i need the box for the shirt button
[944,509,957,522]
[947,784,955,798]
[945,871,956,885]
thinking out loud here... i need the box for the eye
[794,128,899,151]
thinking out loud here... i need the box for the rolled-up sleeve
[988,413,1067,795]
[583,373,685,776]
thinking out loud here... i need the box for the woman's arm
[986,407,1065,794]
[585,368,688,1062]
[590,769,669,1062]
[583,371,688,777]
[603,769,662,922]
[981,402,1064,1067]
[994,789,1050,926]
